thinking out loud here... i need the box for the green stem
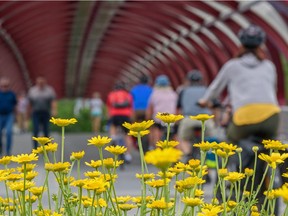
[61,126,65,163]
[22,163,27,216]
[77,160,81,179]
[201,121,205,142]
[137,132,147,216]
[166,123,171,141]
[76,187,83,216]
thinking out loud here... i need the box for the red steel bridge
[0,1,287,103]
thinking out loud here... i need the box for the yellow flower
[12,153,38,164]
[157,171,175,179]
[218,168,228,178]
[156,140,179,148]
[122,120,154,132]
[5,173,22,181]
[146,198,174,209]
[190,114,214,122]
[227,200,237,208]
[144,148,182,170]
[7,180,35,191]
[224,172,245,183]
[105,145,127,155]
[49,117,77,127]
[0,156,12,165]
[244,168,254,177]
[155,112,184,124]
[258,152,288,169]
[29,186,46,196]
[218,142,238,152]
[198,205,223,216]
[22,170,38,180]
[17,164,37,172]
[83,179,109,193]
[45,143,58,152]
[146,179,170,188]
[84,171,102,178]
[262,139,288,151]
[188,159,201,169]
[113,196,131,204]
[32,137,53,145]
[282,172,288,178]
[275,185,288,204]
[215,149,235,158]
[70,151,85,160]
[135,173,155,181]
[194,141,217,152]
[128,130,150,137]
[85,160,102,168]
[175,176,205,190]
[168,166,184,175]
[70,179,87,188]
[132,196,154,204]
[195,189,204,197]
[182,197,203,207]
[87,135,112,148]
[264,189,277,199]
[45,162,70,172]
[102,158,124,169]
[118,203,137,211]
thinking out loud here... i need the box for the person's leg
[42,111,51,137]
[0,115,5,155]
[32,112,40,149]
[5,113,14,155]
[93,116,101,133]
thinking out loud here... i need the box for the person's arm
[176,89,183,114]
[198,62,230,107]
[51,99,57,117]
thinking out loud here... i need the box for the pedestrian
[0,77,17,155]
[130,74,152,122]
[130,74,153,153]
[146,75,178,146]
[28,76,57,149]
[16,91,29,133]
[106,81,134,163]
[177,70,215,156]
[90,91,104,133]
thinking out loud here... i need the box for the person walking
[0,77,17,155]
[106,82,134,163]
[130,74,152,122]
[177,70,215,156]
[146,75,178,146]
[16,91,29,133]
[28,76,57,149]
[90,92,104,133]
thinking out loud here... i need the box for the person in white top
[90,92,104,133]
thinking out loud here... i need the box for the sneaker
[125,153,132,163]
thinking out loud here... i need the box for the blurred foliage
[50,99,94,133]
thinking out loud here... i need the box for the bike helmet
[186,70,203,82]
[238,25,266,49]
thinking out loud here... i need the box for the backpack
[111,91,131,109]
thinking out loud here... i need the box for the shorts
[109,115,131,132]
[178,117,214,142]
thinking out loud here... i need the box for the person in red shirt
[106,82,134,162]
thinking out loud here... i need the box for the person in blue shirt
[130,74,152,122]
[0,77,17,155]
[130,74,153,153]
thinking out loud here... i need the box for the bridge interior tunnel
[0,1,287,103]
